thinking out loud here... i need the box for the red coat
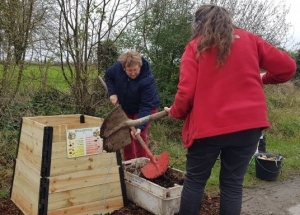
[170,28,296,148]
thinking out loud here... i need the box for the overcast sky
[285,0,300,45]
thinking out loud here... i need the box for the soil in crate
[108,166,220,215]
[125,166,185,188]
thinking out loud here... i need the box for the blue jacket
[105,57,160,131]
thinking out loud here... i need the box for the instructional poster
[66,127,103,158]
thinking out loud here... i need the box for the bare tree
[55,0,157,115]
[0,0,49,113]
[204,0,291,47]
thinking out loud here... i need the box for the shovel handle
[130,127,157,164]
[126,111,168,127]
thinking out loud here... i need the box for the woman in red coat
[164,5,296,215]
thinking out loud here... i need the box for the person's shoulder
[139,72,155,87]
[140,57,152,75]
[234,28,260,40]
[186,38,199,47]
[141,56,150,64]
[183,38,199,54]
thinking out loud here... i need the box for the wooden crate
[123,158,183,215]
[11,114,127,215]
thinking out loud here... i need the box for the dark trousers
[178,128,262,215]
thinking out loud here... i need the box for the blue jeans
[178,128,262,215]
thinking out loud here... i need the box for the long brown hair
[192,5,234,66]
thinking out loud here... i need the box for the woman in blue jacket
[105,50,160,160]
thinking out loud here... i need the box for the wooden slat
[48,196,123,215]
[48,165,120,193]
[47,181,122,210]
[50,140,67,159]
[21,117,46,142]
[17,142,42,175]
[13,159,41,191]
[11,185,38,215]
[18,131,43,157]
[17,142,117,178]
[49,152,118,176]
[26,115,103,127]
[84,115,105,123]
[11,159,40,214]
[26,114,82,126]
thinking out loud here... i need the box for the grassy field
[0,63,99,91]
[0,63,300,198]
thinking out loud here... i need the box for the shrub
[30,88,75,115]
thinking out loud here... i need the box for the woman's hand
[109,95,118,105]
[164,106,172,117]
[130,128,141,139]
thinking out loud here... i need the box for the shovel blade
[100,106,132,152]
[100,105,168,153]
[103,127,131,152]
[141,151,170,179]
[100,106,129,138]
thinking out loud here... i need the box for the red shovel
[130,127,169,179]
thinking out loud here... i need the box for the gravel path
[242,173,300,215]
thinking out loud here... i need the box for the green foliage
[293,49,300,80]
[265,82,300,109]
[30,88,75,115]
[0,100,30,131]
[0,129,19,198]
[148,118,185,170]
[158,81,177,107]
[97,40,119,71]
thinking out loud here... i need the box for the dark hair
[192,5,234,66]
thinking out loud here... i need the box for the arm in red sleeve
[257,37,296,84]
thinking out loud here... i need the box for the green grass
[22,64,69,89]
[0,63,69,91]
[0,63,100,91]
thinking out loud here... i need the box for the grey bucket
[255,153,283,181]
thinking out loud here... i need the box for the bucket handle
[255,157,284,174]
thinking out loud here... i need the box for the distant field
[0,63,99,91]
[0,63,68,90]
[22,64,69,89]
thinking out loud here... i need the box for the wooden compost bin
[11,114,127,215]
